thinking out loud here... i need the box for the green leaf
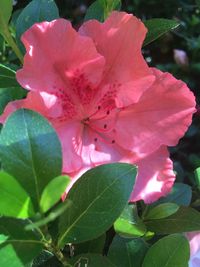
[142,234,190,267]
[102,0,121,18]
[195,167,200,187]
[145,206,200,234]
[114,204,146,238]
[0,0,12,34]
[144,203,179,220]
[108,235,149,267]
[143,19,180,46]
[0,64,19,88]
[84,0,121,22]
[16,0,59,52]
[0,66,26,115]
[154,183,192,206]
[0,217,43,267]
[58,163,137,247]
[70,254,116,267]
[0,171,35,218]
[25,200,72,230]
[32,250,54,267]
[84,1,104,22]
[40,175,70,213]
[0,87,26,115]
[74,234,106,256]
[0,109,62,209]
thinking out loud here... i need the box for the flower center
[52,70,121,145]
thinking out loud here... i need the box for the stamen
[94,138,98,142]
[104,124,107,129]
[106,110,110,115]
[112,140,115,144]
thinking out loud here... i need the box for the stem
[53,245,72,267]
[3,27,23,64]
[41,223,72,267]
[46,242,72,267]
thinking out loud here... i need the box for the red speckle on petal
[54,88,77,119]
[69,69,95,105]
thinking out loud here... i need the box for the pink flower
[186,232,200,267]
[173,49,189,69]
[0,12,196,203]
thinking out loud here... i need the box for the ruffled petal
[80,11,153,105]
[130,146,175,203]
[0,91,50,123]
[56,122,83,173]
[113,68,196,156]
[186,232,200,267]
[17,19,105,94]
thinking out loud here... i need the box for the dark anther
[104,124,107,129]
[106,110,110,115]
[98,106,101,110]
[112,140,115,144]
[94,138,98,142]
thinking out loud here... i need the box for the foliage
[0,0,199,266]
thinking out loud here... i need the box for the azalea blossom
[173,49,189,68]
[0,11,196,203]
[187,232,200,267]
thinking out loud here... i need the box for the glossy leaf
[0,87,26,116]
[154,183,192,206]
[114,204,146,238]
[70,254,116,267]
[0,0,12,34]
[142,234,190,267]
[143,19,179,46]
[58,163,137,247]
[144,203,179,220]
[102,0,121,18]
[25,200,72,231]
[108,235,149,267]
[0,64,19,88]
[145,206,200,234]
[195,167,200,187]
[84,0,121,22]
[40,175,70,213]
[0,109,62,209]
[74,234,106,256]
[16,0,59,51]
[0,171,35,218]
[32,250,54,267]
[0,217,43,267]
[84,1,104,22]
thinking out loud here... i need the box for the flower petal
[80,11,153,101]
[186,232,200,267]
[130,146,175,203]
[0,91,50,123]
[56,122,83,173]
[114,68,196,156]
[17,19,105,93]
